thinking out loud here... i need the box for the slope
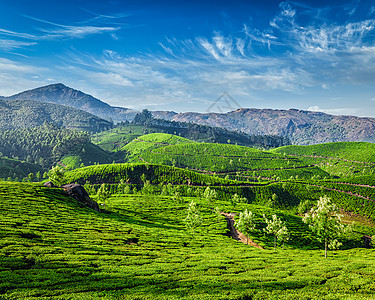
[153,108,375,145]
[272,142,375,177]
[4,83,137,122]
[1,182,374,299]
[125,136,330,181]
[0,98,112,132]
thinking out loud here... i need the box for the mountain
[0,99,112,132]
[3,83,137,122]
[152,108,375,145]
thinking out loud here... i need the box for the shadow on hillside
[100,207,182,231]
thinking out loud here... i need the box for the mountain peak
[5,83,135,122]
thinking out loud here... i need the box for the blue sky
[0,0,375,116]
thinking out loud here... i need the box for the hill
[3,83,137,123]
[124,134,330,181]
[1,181,374,299]
[272,142,375,178]
[153,108,375,145]
[0,157,43,180]
[0,124,122,175]
[0,98,112,132]
[93,110,291,151]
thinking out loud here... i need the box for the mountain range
[2,83,375,144]
[153,109,375,145]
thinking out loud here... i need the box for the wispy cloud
[0,39,37,50]
[1,1,375,115]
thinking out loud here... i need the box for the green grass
[1,182,375,299]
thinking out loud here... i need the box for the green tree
[27,173,34,182]
[236,209,257,245]
[47,166,65,186]
[230,193,246,208]
[96,183,109,207]
[203,187,217,209]
[263,214,288,252]
[303,196,346,258]
[185,201,202,237]
[173,191,183,204]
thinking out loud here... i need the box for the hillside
[0,124,122,176]
[1,181,374,299]
[124,134,330,181]
[0,157,43,180]
[272,142,375,177]
[153,108,375,145]
[3,83,137,123]
[0,98,112,132]
[93,112,291,152]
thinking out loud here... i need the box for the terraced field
[1,182,374,299]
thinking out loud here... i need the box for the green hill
[92,111,291,152]
[0,157,43,180]
[1,181,374,299]
[272,142,375,177]
[0,123,123,177]
[124,137,330,181]
[0,98,112,132]
[123,133,194,157]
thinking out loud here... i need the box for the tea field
[1,182,375,299]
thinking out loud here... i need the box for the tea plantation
[1,135,375,299]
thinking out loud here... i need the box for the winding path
[222,212,264,249]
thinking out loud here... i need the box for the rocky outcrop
[61,183,100,212]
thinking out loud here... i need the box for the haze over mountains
[2,83,375,144]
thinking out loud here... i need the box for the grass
[1,182,375,299]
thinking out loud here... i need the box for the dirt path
[221,212,264,249]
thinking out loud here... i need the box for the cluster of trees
[234,196,348,257]
[131,109,291,148]
[0,122,90,169]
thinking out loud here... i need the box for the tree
[96,183,109,207]
[203,187,217,209]
[236,209,257,245]
[303,196,346,258]
[27,173,35,182]
[47,166,65,186]
[230,193,246,208]
[185,201,202,237]
[263,214,288,252]
[132,109,153,125]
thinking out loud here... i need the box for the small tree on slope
[263,214,288,252]
[185,201,202,237]
[303,196,345,258]
[235,209,257,245]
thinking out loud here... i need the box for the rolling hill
[1,181,374,299]
[2,83,137,123]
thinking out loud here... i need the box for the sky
[0,0,375,116]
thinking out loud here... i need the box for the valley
[0,85,374,299]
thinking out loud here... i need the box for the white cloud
[308,105,360,116]
[0,39,37,50]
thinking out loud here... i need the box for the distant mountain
[3,83,137,122]
[152,108,375,145]
[0,99,112,132]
